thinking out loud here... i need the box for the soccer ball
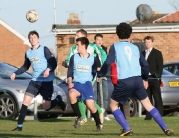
[26,10,38,23]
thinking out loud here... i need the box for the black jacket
[142,48,163,78]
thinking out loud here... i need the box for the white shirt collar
[145,47,153,53]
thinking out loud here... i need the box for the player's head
[143,36,154,49]
[75,29,87,40]
[76,37,89,52]
[116,22,132,39]
[28,30,39,46]
[94,33,103,46]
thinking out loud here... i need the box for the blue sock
[112,109,130,131]
[150,108,167,130]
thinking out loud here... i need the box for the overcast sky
[0,0,175,56]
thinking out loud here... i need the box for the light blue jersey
[26,46,55,81]
[67,53,97,84]
[114,41,141,79]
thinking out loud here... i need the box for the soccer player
[67,37,103,131]
[97,23,174,136]
[62,29,106,125]
[11,30,67,131]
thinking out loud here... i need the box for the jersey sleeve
[65,45,76,66]
[14,53,31,75]
[97,45,115,78]
[67,55,74,78]
[92,56,98,80]
[93,43,107,65]
[44,46,57,71]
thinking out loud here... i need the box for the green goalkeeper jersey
[65,42,107,66]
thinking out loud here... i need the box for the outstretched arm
[14,54,31,75]
[97,45,115,78]
[11,53,31,81]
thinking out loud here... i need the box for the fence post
[138,101,142,117]
[34,98,38,120]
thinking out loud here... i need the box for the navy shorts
[72,81,94,102]
[111,76,147,104]
[26,80,53,101]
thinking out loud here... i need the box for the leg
[78,99,87,120]
[141,97,173,136]
[46,95,67,111]
[102,79,110,121]
[68,88,81,117]
[145,84,153,120]
[12,94,33,131]
[152,82,163,116]
[44,81,67,111]
[110,99,131,132]
[92,81,103,122]
[102,79,109,110]
[86,99,103,131]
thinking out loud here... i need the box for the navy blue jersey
[14,45,57,81]
[67,53,97,84]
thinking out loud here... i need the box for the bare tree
[168,0,179,10]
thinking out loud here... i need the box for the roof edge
[51,23,179,34]
[153,10,179,23]
[0,19,31,47]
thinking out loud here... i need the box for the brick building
[0,19,30,67]
[52,11,179,77]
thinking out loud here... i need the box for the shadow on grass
[0,118,72,123]
[38,118,72,122]
[0,133,58,138]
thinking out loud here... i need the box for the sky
[0,0,175,56]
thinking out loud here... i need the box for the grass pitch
[0,117,178,138]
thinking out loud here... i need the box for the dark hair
[76,37,89,49]
[94,33,103,40]
[76,29,87,37]
[28,30,39,39]
[143,36,154,42]
[116,22,132,39]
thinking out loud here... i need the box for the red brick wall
[0,25,29,67]
[56,32,179,77]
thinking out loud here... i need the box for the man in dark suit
[142,36,163,120]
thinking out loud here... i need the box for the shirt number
[124,46,132,61]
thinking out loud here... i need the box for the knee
[109,102,118,111]
[68,90,75,99]
[87,104,96,112]
[22,100,31,106]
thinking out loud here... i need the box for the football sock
[71,102,81,118]
[112,109,131,131]
[91,110,101,126]
[149,108,167,130]
[94,102,102,114]
[46,98,58,111]
[78,100,87,119]
[17,104,28,128]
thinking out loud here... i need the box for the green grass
[0,117,179,138]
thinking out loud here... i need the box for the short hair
[76,29,87,37]
[143,36,154,42]
[94,33,103,40]
[76,37,89,49]
[116,22,132,39]
[28,30,39,39]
